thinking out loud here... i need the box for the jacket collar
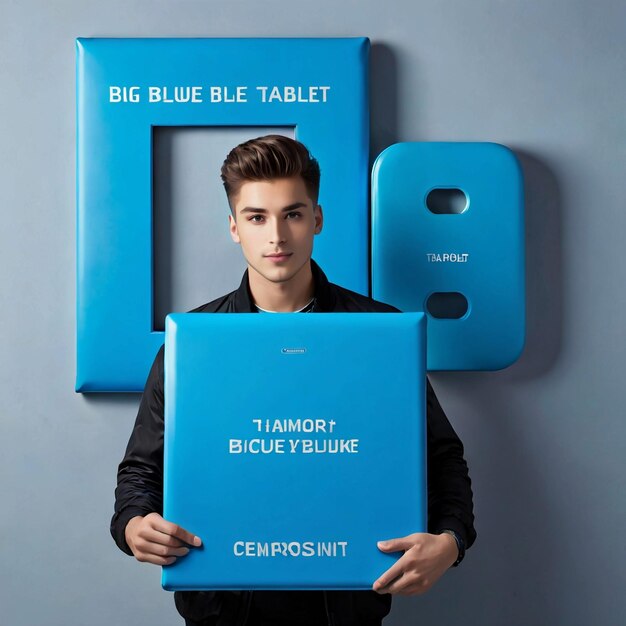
[233,258,336,313]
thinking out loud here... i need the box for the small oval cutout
[426,188,468,214]
[426,292,469,319]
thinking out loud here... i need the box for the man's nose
[269,218,287,244]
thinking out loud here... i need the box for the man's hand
[372,532,458,596]
[125,512,202,566]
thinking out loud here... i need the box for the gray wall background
[1,1,625,624]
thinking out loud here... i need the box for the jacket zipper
[323,590,335,626]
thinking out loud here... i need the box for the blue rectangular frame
[76,37,370,391]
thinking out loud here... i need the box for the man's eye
[286,212,302,219]
[249,215,265,222]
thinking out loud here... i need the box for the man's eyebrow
[239,202,307,215]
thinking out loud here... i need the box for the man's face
[228,176,323,284]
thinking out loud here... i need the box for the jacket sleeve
[425,377,477,550]
[110,345,166,555]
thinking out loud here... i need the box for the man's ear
[314,204,324,234]
[229,213,241,244]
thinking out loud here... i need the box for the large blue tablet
[163,312,426,591]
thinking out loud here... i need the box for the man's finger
[153,518,202,547]
[375,572,412,595]
[382,574,429,597]
[138,553,178,566]
[138,541,190,559]
[377,536,416,553]
[142,527,186,548]
[373,551,412,592]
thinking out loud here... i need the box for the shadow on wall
[369,41,399,293]
[370,42,400,164]
[509,149,564,380]
[83,392,140,406]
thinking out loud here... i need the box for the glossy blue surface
[162,312,426,590]
[372,142,526,371]
[76,38,370,391]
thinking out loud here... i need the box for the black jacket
[111,259,476,626]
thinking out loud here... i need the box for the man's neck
[248,260,315,312]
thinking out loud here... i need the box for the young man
[111,135,476,626]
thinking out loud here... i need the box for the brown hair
[220,134,321,213]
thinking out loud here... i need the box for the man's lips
[265,253,292,258]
